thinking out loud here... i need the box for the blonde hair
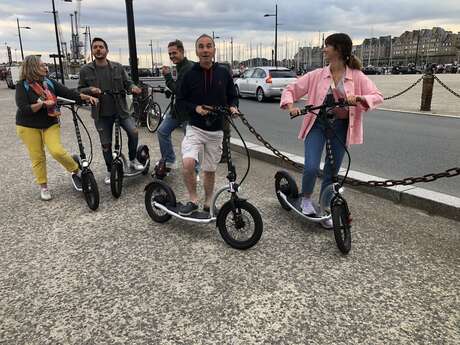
[19,55,43,82]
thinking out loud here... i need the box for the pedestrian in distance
[15,55,98,201]
[280,33,383,228]
[78,37,144,185]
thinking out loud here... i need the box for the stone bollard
[420,72,434,111]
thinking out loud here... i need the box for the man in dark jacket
[156,39,193,171]
[176,34,239,216]
[79,37,143,185]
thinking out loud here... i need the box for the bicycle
[133,83,172,133]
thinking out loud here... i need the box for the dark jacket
[78,60,134,120]
[15,78,80,129]
[177,62,238,131]
[163,57,193,122]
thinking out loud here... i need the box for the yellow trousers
[16,124,78,185]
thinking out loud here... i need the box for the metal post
[420,72,434,111]
[149,39,154,75]
[125,0,139,84]
[274,4,278,67]
[51,0,65,84]
[17,18,25,61]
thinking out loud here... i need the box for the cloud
[1,0,459,64]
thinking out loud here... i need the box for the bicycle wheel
[217,200,263,250]
[81,169,99,211]
[146,102,162,133]
[331,196,352,254]
[110,159,124,198]
[274,170,299,211]
[144,180,176,223]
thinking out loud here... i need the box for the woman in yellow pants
[15,55,97,200]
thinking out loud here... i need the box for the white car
[69,74,79,80]
[234,66,297,102]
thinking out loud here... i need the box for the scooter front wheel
[144,180,176,223]
[217,200,263,250]
[81,169,99,211]
[331,195,352,254]
[111,159,124,198]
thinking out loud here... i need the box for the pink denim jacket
[280,66,383,146]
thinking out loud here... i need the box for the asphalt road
[66,79,460,197]
[231,97,460,197]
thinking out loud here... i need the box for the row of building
[293,27,460,69]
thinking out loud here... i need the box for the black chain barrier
[238,114,460,188]
[433,75,460,98]
[383,76,423,100]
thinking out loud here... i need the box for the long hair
[19,55,43,82]
[325,33,362,70]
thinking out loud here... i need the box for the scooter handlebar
[290,99,350,119]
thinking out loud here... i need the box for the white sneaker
[320,217,334,230]
[130,158,144,171]
[301,197,316,216]
[40,187,52,201]
[104,173,111,185]
[196,174,200,182]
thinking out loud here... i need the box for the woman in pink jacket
[280,33,383,228]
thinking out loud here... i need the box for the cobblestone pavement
[0,87,459,344]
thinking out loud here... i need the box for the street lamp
[212,31,221,62]
[264,4,278,67]
[17,18,31,61]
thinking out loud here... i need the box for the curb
[230,138,460,221]
[378,107,460,119]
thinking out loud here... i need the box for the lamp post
[264,4,278,67]
[212,31,220,62]
[16,18,31,61]
[47,0,66,84]
[149,40,154,75]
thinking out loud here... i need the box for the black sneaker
[178,201,199,216]
[71,172,83,192]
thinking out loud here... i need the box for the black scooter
[144,106,263,250]
[275,96,353,254]
[57,96,99,210]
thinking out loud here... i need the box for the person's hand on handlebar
[346,95,365,106]
[161,66,170,76]
[89,87,102,96]
[196,105,211,116]
[131,86,142,95]
[229,106,240,118]
[287,104,301,117]
[79,93,98,106]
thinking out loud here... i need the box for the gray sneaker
[130,158,144,171]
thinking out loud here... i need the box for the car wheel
[235,85,241,98]
[256,88,265,102]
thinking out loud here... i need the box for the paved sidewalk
[1,87,459,344]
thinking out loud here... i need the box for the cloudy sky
[1,0,459,66]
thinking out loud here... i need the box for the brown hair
[168,39,184,52]
[325,33,362,70]
[195,34,215,49]
[91,37,108,50]
[19,55,43,82]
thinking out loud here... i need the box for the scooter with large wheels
[275,97,353,254]
[102,90,151,198]
[57,96,100,211]
[144,106,263,250]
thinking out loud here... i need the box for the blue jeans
[157,112,182,164]
[95,115,139,172]
[302,118,348,206]
[157,113,200,173]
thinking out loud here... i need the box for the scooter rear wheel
[331,196,352,254]
[275,170,299,211]
[145,180,176,223]
[81,170,99,211]
[217,200,263,250]
[111,159,124,198]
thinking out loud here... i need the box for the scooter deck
[165,203,211,220]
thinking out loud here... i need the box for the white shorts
[181,125,223,172]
